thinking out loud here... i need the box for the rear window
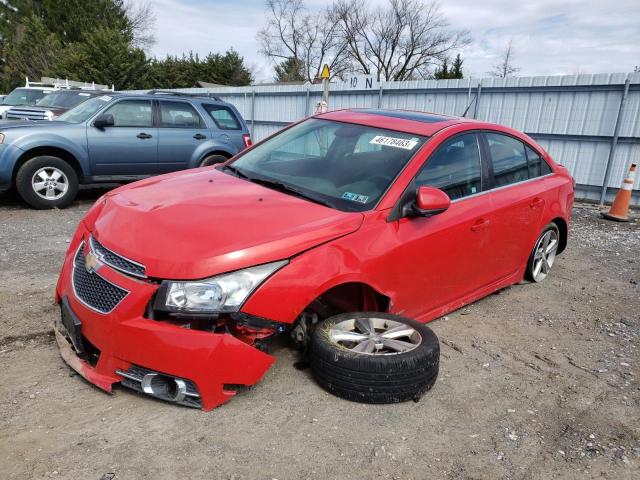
[203,104,241,130]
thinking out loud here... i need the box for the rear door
[156,100,209,173]
[87,99,157,176]
[482,132,551,280]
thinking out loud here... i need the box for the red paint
[55,110,574,410]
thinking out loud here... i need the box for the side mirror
[410,186,451,217]
[94,113,114,128]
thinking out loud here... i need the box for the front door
[385,132,495,320]
[87,99,157,176]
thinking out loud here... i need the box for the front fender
[12,133,89,176]
[241,237,393,324]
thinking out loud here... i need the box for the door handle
[136,133,152,139]
[529,197,544,209]
[193,133,207,140]
[471,218,491,232]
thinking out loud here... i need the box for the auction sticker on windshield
[369,135,418,150]
[342,192,369,203]
[99,96,112,102]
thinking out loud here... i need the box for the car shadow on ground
[0,184,119,209]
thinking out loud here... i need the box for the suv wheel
[310,312,439,404]
[199,154,228,168]
[15,156,79,209]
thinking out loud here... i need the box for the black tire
[310,312,439,404]
[199,154,228,168]
[15,156,79,209]
[525,222,560,282]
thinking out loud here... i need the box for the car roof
[317,108,478,136]
[110,92,230,105]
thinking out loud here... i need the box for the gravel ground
[0,190,638,480]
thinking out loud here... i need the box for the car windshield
[36,91,94,108]
[57,95,113,123]
[228,118,427,212]
[2,88,49,106]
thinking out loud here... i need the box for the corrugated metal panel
[125,73,640,204]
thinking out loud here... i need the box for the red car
[54,109,574,410]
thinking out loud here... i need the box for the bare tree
[258,0,350,82]
[124,0,156,51]
[490,39,519,78]
[332,0,469,81]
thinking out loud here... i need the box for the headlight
[155,260,288,314]
[0,133,4,144]
[44,110,55,121]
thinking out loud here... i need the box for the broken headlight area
[153,260,288,314]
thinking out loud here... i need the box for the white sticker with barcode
[369,135,418,150]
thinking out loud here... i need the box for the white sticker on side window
[369,135,418,150]
[99,95,112,102]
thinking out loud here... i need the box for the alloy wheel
[329,317,422,355]
[532,229,559,282]
[31,167,69,200]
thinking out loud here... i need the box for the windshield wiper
[248,176,334,208]
[221,164,250,179]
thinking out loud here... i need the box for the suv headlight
[44,110,55,121]
[154,260,288,314]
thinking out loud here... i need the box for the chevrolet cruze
[54,109,574,410]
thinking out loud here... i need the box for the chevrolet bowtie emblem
[85,251,100,273]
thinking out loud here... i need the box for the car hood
[92,168,364,280]
[0,119,70,129]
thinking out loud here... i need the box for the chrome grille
[6,107,47,120]
[72,244,128,314]
[90,236,146,278]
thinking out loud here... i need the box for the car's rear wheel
[310,312,439,404]
[15,156,79,209]
[199,154,228,168]
[526,223,560,282]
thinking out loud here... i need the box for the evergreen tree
[433,54,463,80]
[451,54,463,79]
[434,58,449,79]
[274,57,305,82]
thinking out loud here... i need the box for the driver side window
[415,133,482,200]
[102,100,153,127]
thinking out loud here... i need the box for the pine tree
[451,54,463,79]
[274,57,305,83]
[434,58,449,80]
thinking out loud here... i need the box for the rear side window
[416,133,482,200]
[203,104,241,130]
[486,133,528,187]
[103,100,153,127]
[525,145,552,177]
[159,101,203,128]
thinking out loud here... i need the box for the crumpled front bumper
[54,225,275,411]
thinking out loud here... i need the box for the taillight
[242,134,252,149]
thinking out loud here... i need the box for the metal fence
[132,72,640,205]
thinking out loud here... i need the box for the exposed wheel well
[551,217,568,254]
[13,147,83,185]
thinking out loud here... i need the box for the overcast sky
[134,0,639,82]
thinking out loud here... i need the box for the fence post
[472,82,482,119]
[250,89,256,137]
[378,85,384,108]
[599,77,631,206]
[305,87,310,117]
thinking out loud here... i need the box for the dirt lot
[0,190,638,480]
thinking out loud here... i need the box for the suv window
[103,100,152,127]
[416,133,482,200]
[525,145,552,177]
[159,101,203,128]
[203,104,241,130]
[486,133,529,187]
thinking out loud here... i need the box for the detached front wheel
[310,313,440,404]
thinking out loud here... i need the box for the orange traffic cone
[601,163,637,222]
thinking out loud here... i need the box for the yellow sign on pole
[320,64,330,79]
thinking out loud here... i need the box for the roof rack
[25,77,115,92]
[147,89,222,101]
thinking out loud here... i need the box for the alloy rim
[329,317,422,355]
[32,167,69,200]
[532,229,558,282]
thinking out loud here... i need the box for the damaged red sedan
[54,109,574,410]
